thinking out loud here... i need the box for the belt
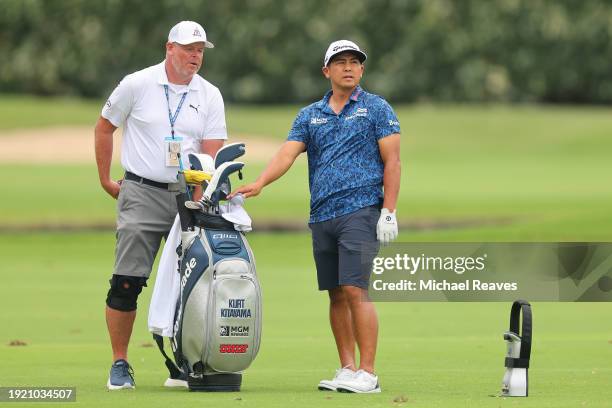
[124,171,169,190]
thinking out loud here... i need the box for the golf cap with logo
[323,40,367,66]
[168,21,214,48]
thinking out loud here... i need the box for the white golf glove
[377,208,398,245]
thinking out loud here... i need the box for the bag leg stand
[501,300,532,397]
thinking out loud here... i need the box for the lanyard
[163,84,188,139]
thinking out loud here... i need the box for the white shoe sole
[164,378,188,388]
[318,381,337,391]
[336,384,381,394]
[107,379,135,390]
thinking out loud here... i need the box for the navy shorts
[309,206,380,290]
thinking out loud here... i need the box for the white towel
[220,194,252,232]
[148,215,181,337]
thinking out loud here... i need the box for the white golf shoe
[163,377,188,388]
[163,370,188,388]
[318,367,356,391]
[336,369,381,393]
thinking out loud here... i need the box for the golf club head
[185,200,206,210]
[187,153,215,189]
[189,153,215,172]
[210,180,231,205]
[214,143,246,169]
[203,161,244,206]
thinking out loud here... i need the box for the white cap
[323,40,367,66]
[168,21,214,48]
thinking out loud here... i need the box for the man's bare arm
[229,140,306,198]
[94,116,121,199]
[378,133,401,211]
[200,138,225,158]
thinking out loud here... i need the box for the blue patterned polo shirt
[287,86,401,223]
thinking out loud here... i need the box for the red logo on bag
[219,344,249,354]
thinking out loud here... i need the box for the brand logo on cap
[193,28,201,37]
[332,45,356,52]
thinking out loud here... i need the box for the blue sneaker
[107,359,135,390]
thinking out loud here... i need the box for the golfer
[94,21,227,390]
[231,39,401,393]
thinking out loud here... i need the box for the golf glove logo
[377,208,398,244]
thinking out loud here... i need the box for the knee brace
[106,275,148,312]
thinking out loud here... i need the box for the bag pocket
[204,260,262,373]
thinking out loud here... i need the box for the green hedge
[1,0,611,103]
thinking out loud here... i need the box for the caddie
[94,20,227,390]
[231,39,401,393]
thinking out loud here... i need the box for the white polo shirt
[102,61,227,183]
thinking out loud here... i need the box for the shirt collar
[317,86,363,113]
[156,60,202,91]
[316,89,334,110]
[350,86,363,101]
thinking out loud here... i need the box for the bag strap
[153,334,182,379]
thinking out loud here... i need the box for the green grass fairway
[0,95,102,130]
[1,233,611,407]
[1,97,612,240]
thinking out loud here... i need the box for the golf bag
[155,144,262,392]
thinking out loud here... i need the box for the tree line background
[1,0,611,104]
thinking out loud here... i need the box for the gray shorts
[309,206,380,290]
[114,180,179,278]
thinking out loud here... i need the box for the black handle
[506,299,532,368]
